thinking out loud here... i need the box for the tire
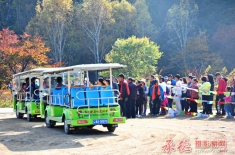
[16,107,23,119]
[64,119,72,134]
[107,125,116,132]
[45,113,55,128]
[26,110,33,122]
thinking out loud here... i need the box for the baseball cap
[153,79,158,84]
[128,77,134,81]
[215,72,221,76]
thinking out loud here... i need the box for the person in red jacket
[215,72,227,115]
[119,73,130,117]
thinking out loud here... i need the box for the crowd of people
[13,71,235,118]
[115,72,235,118]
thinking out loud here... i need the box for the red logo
[177,140,191,153]
[162,140,175,154]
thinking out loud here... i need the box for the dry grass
[0,89,12,107]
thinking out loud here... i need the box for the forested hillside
[0,0,235,84]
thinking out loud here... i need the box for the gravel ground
[0,112,235,155]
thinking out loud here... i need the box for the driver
[25,78,29,91]
[26,77,39,99]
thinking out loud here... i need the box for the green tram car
[12,64,126,134]
[12,68,65,121]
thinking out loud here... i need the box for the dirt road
[0,113,235,155]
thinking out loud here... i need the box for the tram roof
[13,68,64,78]
[41,63,126,74]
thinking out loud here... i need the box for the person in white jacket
[174,74,182,114]
[181,78,188,112]
[160,77,167,93]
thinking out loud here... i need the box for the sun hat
[140,79,146,83]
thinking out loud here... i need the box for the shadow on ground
[0,116,117,152]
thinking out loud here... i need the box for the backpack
[159,85,165,101]
[171,79,176,86]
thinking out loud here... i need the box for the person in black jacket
[118,74,130,117]
[127,77,137,118]
[136,80,144,118]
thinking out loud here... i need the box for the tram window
[70,71,84,87]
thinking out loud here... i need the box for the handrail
[34,89,39,96]
[76,99,119,117]
[17,92,25,101]
[17,92,31,101]
[46,89,120,119]
[47,94,64,106]
[75,89,120,100]
[75,89,120,118]
[63,94,70,108]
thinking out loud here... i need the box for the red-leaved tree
[0,28,50,74]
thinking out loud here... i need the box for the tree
[0,28,50,74]
[134,0,155,39]
[26,0,73,64]
[105,36,162,78]
[0,0,37,34]
[212,24,235,72]
[175,35,209,77]
[78,0,113,64]
[173,34,222,77]
[166,0,198,56]
[112,0,136,39]
[195,0,235,35]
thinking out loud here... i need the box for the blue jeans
[230,104,235,116]
[224,103,231,115]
